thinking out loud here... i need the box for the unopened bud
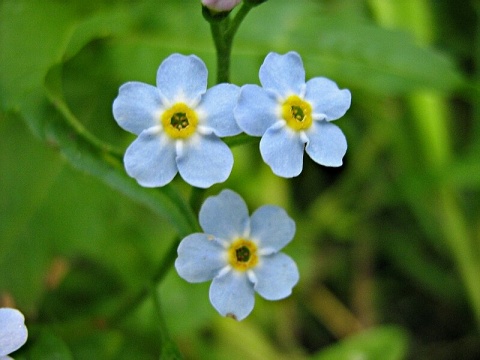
[201,0,242,12]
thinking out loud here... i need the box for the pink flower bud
[202,0,242,12]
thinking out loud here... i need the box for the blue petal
[234,84,279,136]
[305,77,351,121]
[259,52,305,97]
[175,233,226,283]
[176,134,233,188]
[209,271,255,320]
[156,54,207,103]
[0,308,28,357]
[124,129,178,187]
[259,125,305,177]
[112,82,162,135]
[199,189,250,240]
[253,253,299,300]
[198,83,242,137]
[305,121,347,167]
[250,205,295,252]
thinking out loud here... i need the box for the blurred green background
[1,0,480,359]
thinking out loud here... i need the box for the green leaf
[1,0,198,238]
[39,104,197,237]
[312,326,409,360]
[234,2,465,94]
[0,0,135,110]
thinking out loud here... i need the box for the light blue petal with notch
[199,83,242,137]
[124,129,177,187]
[305,77,351,121]
[176,134,233,188]
[112,82,162,135]
[175,233,226,283]
[234,84,279,136]
[209,271,255,321]
[252,253,299,300]
[259,52,305,97]
[199,189,250,240]
[250,205,295,252]
[259,125,305,177]
[156,54,208,103]
[305,120,347,167]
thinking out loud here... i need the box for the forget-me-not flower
[175,189,299,321]
[0,308,28,359]
[113,54,241,188]
[235,51,351,177]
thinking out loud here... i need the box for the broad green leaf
[234,2,464,94]
[312,326,409,360]
[1,0,198,238]
[0,0,138,105]
[0,1,74,110]
[36,103,197,237]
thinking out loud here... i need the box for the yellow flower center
[227,238,258,272]
[161,103,198,139]
[281,95,313,131]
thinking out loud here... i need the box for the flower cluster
[113,51,350,187]
[0,308,28,359]
[113,50,351,320]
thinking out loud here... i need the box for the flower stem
[151,286,183,359]
[225,2,253,43]
[209,3,254,84]
[108,237,181,326]
[210,18,230,84]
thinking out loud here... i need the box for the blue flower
[0,308,28,358]
[234,51,351,177]
[175,189,299,321]
[113,54,241,188]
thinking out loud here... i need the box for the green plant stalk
[151,286,183,359]
[209,3,253,83]
[108,237,181,326]
[210,18,230,84]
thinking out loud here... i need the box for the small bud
[201,0,242,12]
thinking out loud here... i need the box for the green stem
[108,237,181,326]
[209,3,254,84]
[189,187,206,216]
[225,2,253,43]
[161,185,200,234]
[151,286,183,359]
[210,19,230,83]
[45,65,124,157]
